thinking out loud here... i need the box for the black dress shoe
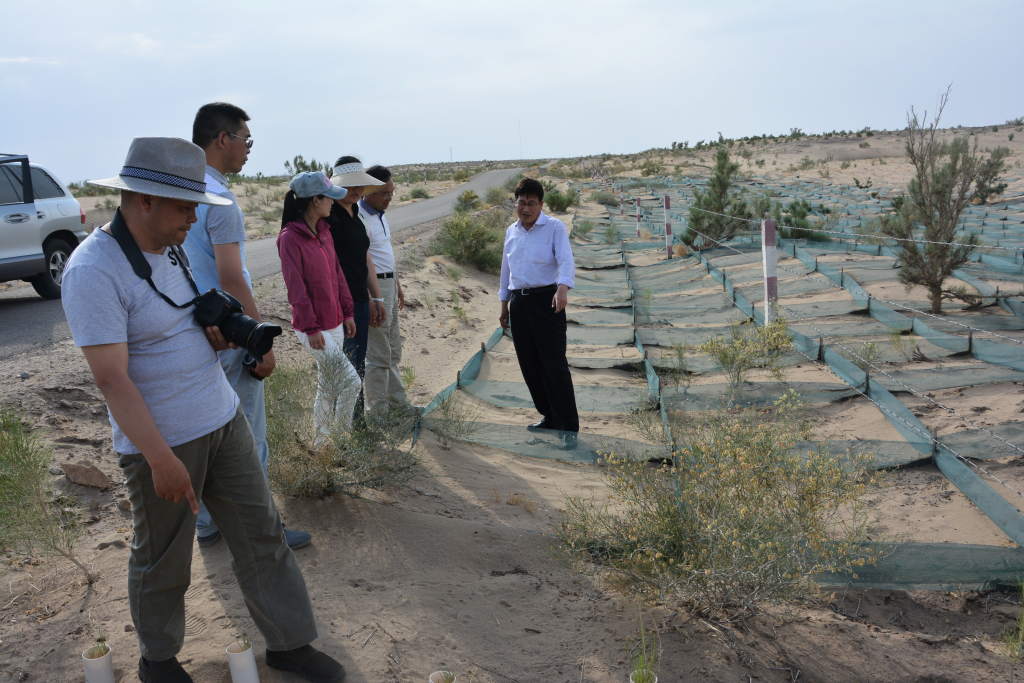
[526,419,550,432]
[139,656,193,682]
[266,644,346,682]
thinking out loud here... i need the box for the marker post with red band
[664,195,673,259]
[761,218,778,323]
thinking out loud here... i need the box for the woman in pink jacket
[277,171,360,440]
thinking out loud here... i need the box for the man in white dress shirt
[359,165,412,413]
[498,177,578,447]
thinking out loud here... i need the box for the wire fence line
[678,226,1024,481]
[681,226,1024,346]
[684,204,1024,252]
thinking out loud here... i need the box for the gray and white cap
[88,137,232,206]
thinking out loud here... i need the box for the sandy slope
[4,162,1024,680]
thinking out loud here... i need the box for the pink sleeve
[277,233,321,334]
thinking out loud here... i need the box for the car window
[0,166,26,205]
[29,167,65,199]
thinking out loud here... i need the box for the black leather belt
[510,284,556,296]
[376,272,394,279]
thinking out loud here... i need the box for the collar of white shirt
[515,211,550,232]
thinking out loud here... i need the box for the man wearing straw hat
[61,137,346,682]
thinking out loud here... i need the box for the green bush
[453,169,471,182]
[545,187,579,213]
[559,393,879,617]
[485,186,507,206]
[590,190,619,207]
[454,190,480,213]
[431,209,506,274]
[409,187,430,199]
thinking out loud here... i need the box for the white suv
[0,154,88,298]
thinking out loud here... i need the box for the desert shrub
[453,169,471,182]
[545,187,579,213]
[502,172,525,193]
[431,208,505,274]
[284,155,329,175]
[0,410,89,582]
[425,393,482,449]
[559,393,879,617]
[454,190,481,213]
[602,224,619,244]
[573,220,595,239]
[265,362,417,497]
[640,160,664,176]
[485,186,507,206]
[410,187,430,199]
[591,191,619,207]
[697,320,792,402]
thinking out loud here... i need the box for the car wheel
[29,238,74,299]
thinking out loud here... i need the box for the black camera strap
[109,208,201,308]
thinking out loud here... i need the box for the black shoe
[526,419,550,432]
[138,656,193,682]
[196,529,221,548]
[266,644,346,682]
[559,432,579,451]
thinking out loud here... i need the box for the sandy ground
[5,145,1024,681]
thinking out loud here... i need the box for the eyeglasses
[514,199,540,208]
[226,132,253,149]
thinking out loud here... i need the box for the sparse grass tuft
[425,393,482,450]
[0,410,90,582]
[266,363,417,497]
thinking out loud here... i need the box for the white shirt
[358,200,395,274]
[498,212,575,302]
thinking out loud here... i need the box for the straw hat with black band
[88,137,232,206]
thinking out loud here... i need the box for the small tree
[882,88,1008,313]
[686,146,750,245]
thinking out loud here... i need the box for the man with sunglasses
[183,102,311,549]
[498,177,579,449]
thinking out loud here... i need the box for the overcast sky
[3,0,1022,183]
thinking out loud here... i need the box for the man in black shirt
[327,156,385,417]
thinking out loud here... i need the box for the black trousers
[509,289,579,432]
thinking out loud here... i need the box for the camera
[192,289,281,361]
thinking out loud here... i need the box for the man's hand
[370,300,386,327]
[149,453,199,514]
[397,281,405,311]
[552,285,569,313]
[308,331,326,350]
[251,349,276,379]
[344,319,357,338]
[204,326,232,351]
[499,301,510,329]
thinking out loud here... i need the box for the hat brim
[330,172,385,189]
[87,176,233,206]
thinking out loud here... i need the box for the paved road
[0,168,521,362]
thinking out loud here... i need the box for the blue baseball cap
[289,171,348,200]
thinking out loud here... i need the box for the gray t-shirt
[182,167,251,295]
[62,228,239,454]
